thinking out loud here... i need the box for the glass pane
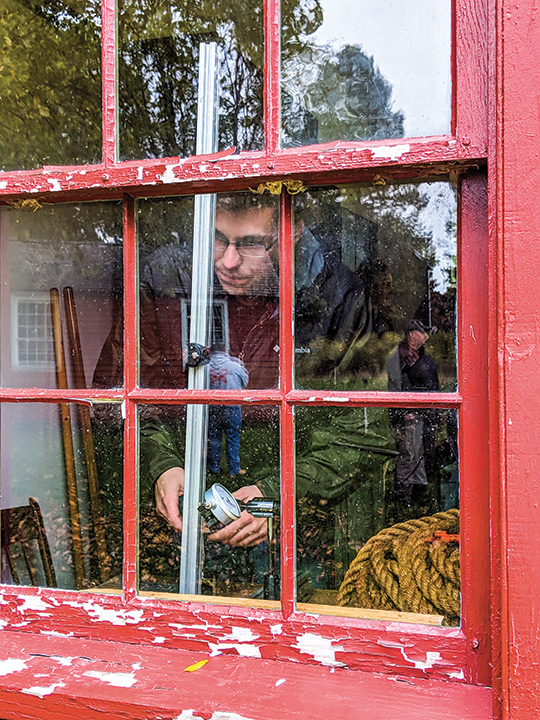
[137,192,279,390]
[0,402,123,591]
[281,0,451,146]
[0,203,123,390]
[138,404,280,602]
[294,181,457,391]
[0,0,102,169]
[295,405,460,625]
[118,0,264,160]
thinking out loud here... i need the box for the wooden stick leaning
[50,288,85,589]
[63,287,111,582]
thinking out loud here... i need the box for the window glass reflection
[0,403,123,591]
[0,0,102,169]
[138,404,280,601]
[281,0,451,146]
[295,406,460,625]
[0,203,123,390]
[118,0,264,160]
[121,192,279,390]
[294,182,457,391]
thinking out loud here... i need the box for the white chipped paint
[51,656,75,667]
[0,620,8,630]
[22,682,66,698]
[152,636,166,644]
[198,163,209,173]
[275,678,286,687]
[294,633,346,667]
[169,622,223,631]
[161,165,181,183]
[322,396,348,402]
[81,600,144,626]
[371,143,411,161]
[0,181,7,189]
[47,178,62,192]
[132,662,142,670]
[84,670,137,688]
[448,669,465,680]
[175,712,204,720]
[208,643,261,659]
[137,166,144,180]
[19,596,51,613]
[0,658,28,676]
[40,630,74,638]
[223,627,259,642]
[400,648,442,670]
[209,649,223,657]
[270,624,283,635]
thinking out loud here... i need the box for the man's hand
[155,467,185,532]
[208,485,268,547]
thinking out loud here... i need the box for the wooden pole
[63,287,111,582]
[50,288,85,589]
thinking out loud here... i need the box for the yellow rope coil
[336,509,460,625]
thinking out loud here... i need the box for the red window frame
[0,0,491,688]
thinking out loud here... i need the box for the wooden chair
[1,498,57,588]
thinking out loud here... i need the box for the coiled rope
[336,508,460,625]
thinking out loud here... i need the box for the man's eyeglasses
[214,231,277,258]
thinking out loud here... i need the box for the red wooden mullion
[264,0,281,153]
[101,0,117,166]
[123,194,138,601]
[279,191,295,617]
[458,174,491,685]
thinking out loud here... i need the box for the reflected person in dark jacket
[387,318,440,507]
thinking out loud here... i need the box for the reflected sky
[286,0,451,140]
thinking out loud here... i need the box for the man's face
[214,207,276,295]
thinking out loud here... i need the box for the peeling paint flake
[46,178,62,192]
[400,648,442,671]
[81,600,144,626]
[371,143,411,161]
[40,630,74,638]
[208,643,261,659]
[223,627,259,642]
[152,636,166,644]
[270,624,283,635]
[0,181,7,189]
[19,595,52,613]
[22,682,66,698]
[294,633,345,667]
[83,670,137,688]
[0,658,28,676]
[160,165,181,183]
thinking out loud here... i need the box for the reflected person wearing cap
[387,319,439,507]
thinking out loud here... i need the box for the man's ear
[293,219,305,243]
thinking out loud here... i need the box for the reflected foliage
[119,0,267,158]
[0,0,102,170]
[281,44,404,146]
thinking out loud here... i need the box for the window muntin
[0,203,123,389]
[294,182,457,391]
[281,0,451,147]
[295,404,459,625]
[118,0,265,160]
[0,401,123,591]
[0,0,102,170]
